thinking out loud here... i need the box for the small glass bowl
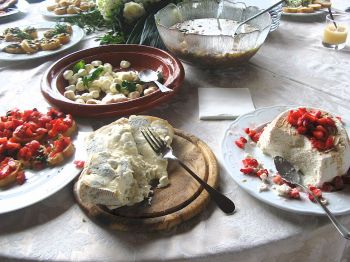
[155,0,272,69]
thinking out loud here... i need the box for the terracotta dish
[41,44,184,117]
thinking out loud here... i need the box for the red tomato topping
[74,160,85,169]
[16,171,26,185]
[287,108,338,151]
[49,136,71,157]
[0,107,76,187]
[0,157,17,179]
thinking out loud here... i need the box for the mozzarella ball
[77,68,87,77]
[90,90,100,98]
[65,85,76,91]
[103,63,113,73]
[63,70,74,80]
[120,60,131,69]
[85,63,94,73]
[75,80,85,91]
[86,99,101,104]
[64,90,75,100]
[75,98,85,104]
[128,91,140,99]
[109,83,118,94]
[91,60,102,67]
[81,92,93,101]
[144,86,157,95]
[68,74,79,85]
[136,83,143,93]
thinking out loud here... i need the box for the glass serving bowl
[155,0,272,69]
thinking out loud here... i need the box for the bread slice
[0,158,22,188]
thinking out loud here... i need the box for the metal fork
[141,128,235,214]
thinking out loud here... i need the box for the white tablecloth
[0,1,350,261]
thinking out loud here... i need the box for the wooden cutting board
[73,129,219,231]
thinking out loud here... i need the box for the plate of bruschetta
[0,107,91,214]
[0,22,84,61]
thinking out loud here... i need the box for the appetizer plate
[0,23,84,62]
[0,8,19,18]
[39,5,93,19]
[281,10,327,21]
[41,44,185,118]
[222,105,350,216]
[74,128,219,231]
[0,120,91,214]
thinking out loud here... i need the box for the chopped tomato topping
[49,136,71,157]
[74,160,85,169]
[16,171,26,185]
[0,157,18,179]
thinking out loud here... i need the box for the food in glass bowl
[62,59,163,104]
[155,0,271,69]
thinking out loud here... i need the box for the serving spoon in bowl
[234,0,285,35]
[274,156,350,240]
[139,69,173,93]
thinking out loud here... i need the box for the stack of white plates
[241,0,282,31]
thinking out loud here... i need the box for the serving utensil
[234,0,285,35]
[274,156,350,240]
[138,69,172,93]
[141,127,235,214]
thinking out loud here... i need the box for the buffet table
[1,1,350,261]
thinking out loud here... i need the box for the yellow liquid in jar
[323,24,348,45]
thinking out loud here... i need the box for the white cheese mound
[257,109,350,187]
[77,116,174,209]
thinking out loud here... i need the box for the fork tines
[140,127,166,154]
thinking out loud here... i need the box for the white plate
[281,10,327,19]
[222,105,350,216]
[0,23,84,62]
[0,8,19,18]
[0,120,91,214]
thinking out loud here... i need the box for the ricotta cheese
[257,109,350,187]
[77,116,174,209]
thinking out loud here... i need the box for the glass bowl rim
[154,0,272,38]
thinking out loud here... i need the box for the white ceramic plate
[0,119,91,214]
[222,105,350,216]
[281,9,327,20]
[0,23,84,62]
[0,8,19,18]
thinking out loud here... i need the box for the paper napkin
[198,87,255,120]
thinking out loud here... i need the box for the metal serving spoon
[138,69,172,93]
[234,0,285,35]
[274,156,350,240]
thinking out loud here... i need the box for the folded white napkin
[198,87,255,120]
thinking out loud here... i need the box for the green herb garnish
[121,80,137,92]
[82,67,104,86]
[73,60,86,74]
[95,31,125,45]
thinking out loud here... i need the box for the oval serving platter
[41,44,185,118]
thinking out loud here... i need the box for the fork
[141,128,235,214]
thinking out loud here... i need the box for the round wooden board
[73,129,219,231]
